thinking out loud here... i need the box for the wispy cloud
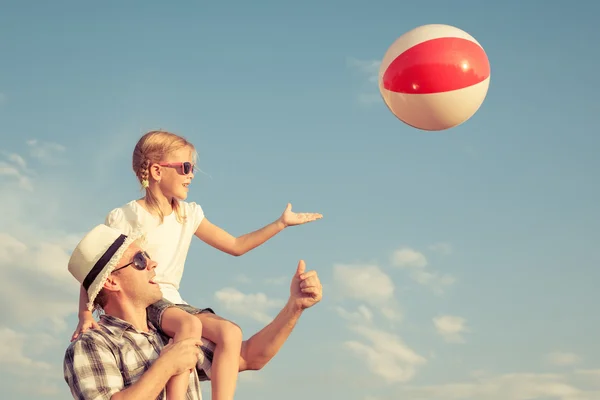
[396,371,600,400]
[214,287,285,324]
[344,325,426,384]
[0,328,54,371]
[26,139,67,165]
[0,148,36,191]
[392,247,428,268]
[433,315,470,344]
[234,274,252,284]
[391,246,456,295]
[0,161,33,191]
[333,263,401,321]
[347,57,380,83]
[429,242,453,255]
[0,226,80,333]
[6,153,27,169]
[546,352,582,367]
[264,276,287,286]
[0,140,82,396]
[332,258,425,384]
[0,93,6,105]
[347,57,381,105]
[334,304,374,324]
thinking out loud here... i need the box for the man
[63,224,323,399]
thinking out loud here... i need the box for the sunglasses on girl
[158,161,195,175]
[112,250,151,273]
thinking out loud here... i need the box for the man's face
[111,243,162,307]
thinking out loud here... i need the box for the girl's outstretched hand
[279,203,323,227]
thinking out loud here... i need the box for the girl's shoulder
[105,200,149,233]
[176,200,206,227]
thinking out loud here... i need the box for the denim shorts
[147,298,215,333]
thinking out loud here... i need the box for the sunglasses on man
[158,161,195,175]
[112,251,151,273]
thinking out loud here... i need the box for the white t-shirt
[104,200,205,304]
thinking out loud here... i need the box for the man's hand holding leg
[111,337,202,400]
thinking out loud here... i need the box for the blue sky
[1,0,599,399]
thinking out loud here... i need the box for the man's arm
[109,359,174,400]
[64,336,196,400]
[238,260,322,371]
[239,298,303,371]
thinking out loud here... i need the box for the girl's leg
[160,307,204,400]
[196,313,243,400]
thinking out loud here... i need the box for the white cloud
[6,153,27,169]
[0,327,65,396]
[0,160,33,191]
[264,276,287,285]
[0,141,82,396]
[397,371,600,400]
[411,269,456,295]
[391,246,456,295]
[575,369,600,377]
[344,325,426,384]
[433,315,470,344]
[0,231,79,331]
[0,93,6,105]
[214,287,285,324]
[26,139,67,165]
[234,274,252,284]
[333,263,394,302]
[429,242,453,255]
[547,352,582,367]
[0,146,80,331]
[392,247,428,268]
[0,328,53,371]
[334,305,374,324]
[347,57,380,83]
[347,57,382,105]
[333,263,401,321]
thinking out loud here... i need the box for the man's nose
[147,259,157,270]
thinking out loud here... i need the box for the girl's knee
[163,308,203,339]
[219,320,243,344]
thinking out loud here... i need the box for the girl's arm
[195,218,285,256]
[78,284,91,316]
[70,285,99,342]
[194,203,322,256]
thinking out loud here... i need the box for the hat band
[82,234,127,290]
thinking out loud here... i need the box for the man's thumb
[296,259,306,276]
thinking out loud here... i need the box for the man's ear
[103,275,120,293]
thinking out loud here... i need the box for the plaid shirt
[63,314,214,400]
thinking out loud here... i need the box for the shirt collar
[99,314,159,338]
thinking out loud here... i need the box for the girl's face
[155,146,195,200]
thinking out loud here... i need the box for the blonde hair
[132,130,197,224]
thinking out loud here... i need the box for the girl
[71,130,323,400]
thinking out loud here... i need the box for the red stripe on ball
[382,37,490,94]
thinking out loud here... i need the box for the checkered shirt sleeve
[63,336,124,400]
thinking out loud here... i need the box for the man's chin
[148,291,162,305]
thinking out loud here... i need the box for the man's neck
[103,302,150,332]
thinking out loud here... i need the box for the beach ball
[378,24,490,131]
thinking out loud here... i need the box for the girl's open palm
[279,203,323,227]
